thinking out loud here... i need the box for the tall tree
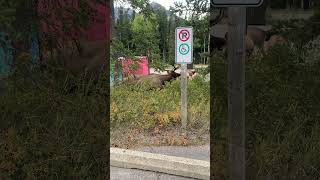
[154,7,168,63]
[131,14,160,61]
[115,7,132,49]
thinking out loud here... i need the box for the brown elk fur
[224,32,254,56]
[134,68,181,89]
[247,27,267,51]
[264,35,286,53]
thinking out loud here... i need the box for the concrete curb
[110,147,210,180]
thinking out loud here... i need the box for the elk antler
[210,8,225,27]
[172,65,178,71]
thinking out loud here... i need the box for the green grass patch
[0,65,108,179]
[110,75,209,138]
[211,44,320,179]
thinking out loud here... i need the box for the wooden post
[181,63,188,132]
[227,7,246,180]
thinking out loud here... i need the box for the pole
[227,7,246,180]
[181,63,188,132]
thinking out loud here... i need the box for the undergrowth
[0,63,108,179]
[211,43,320,179]
[110,75,210,144]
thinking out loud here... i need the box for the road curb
[110,147,210,180]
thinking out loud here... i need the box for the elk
[224,32,255,57]
[212,36,227,51]
[210,8,226,27]
[247,27,268,53]
[134,66,181,90]
[189,72,199,80]
[264,35,286,53]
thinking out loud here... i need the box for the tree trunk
[163,48,166,63]
[207,32,210,65]
[203,37,206,64]
[111,0,115,38]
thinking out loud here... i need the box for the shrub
[110,76,209,134]
[0,66,108,179]
[303,35,320,64]
[211,44,320,179]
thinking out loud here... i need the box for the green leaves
[131,14,160,56]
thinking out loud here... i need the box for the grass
[110,74,210,148]
[0,63,108,179]
[211,43,320,179]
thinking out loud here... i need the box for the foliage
[111,76,209,134]
[172,0,209,17]
[154,6,168,62]
[211,44,320,179]
[114,0,209,66]
[117,0,153,17]
[303,35,320,64]
[149,54,167,71]
[270,7,320,47]
[115,7,133,50]
[131,14,159,56]
[0,65,108,179]
[0,0,101,43]
[195,66,209,76]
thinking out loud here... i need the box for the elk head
[165,65,180,80]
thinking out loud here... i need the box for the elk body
[212,36,227,51]
[134,68,181,90]
[219,27,272,56]
[247,27,268,52]
[264,35,286,53]
[224,32,255,56]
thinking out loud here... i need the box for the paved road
[110,145,210,180]
[111,167,197,180]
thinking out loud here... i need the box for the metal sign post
[175,27,193,132]
[227,7,246,180]
[211,1,263,180]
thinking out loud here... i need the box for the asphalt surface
[110,145,209,180]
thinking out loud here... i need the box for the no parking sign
[175,27,193,64]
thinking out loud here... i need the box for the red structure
[37,0,110,75]
[121,56,149,77]
[37,0,109,42]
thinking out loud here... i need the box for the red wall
[37,0,109,42]
[121,56,149,77]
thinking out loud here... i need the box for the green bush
[111,76,209,133]
[211,44,320,179]
[0,66,108,179]
[270,10,320,47]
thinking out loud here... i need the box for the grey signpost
[211,1,263,180]
[175,27,193,133]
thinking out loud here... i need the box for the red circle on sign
[179,30,190,42]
